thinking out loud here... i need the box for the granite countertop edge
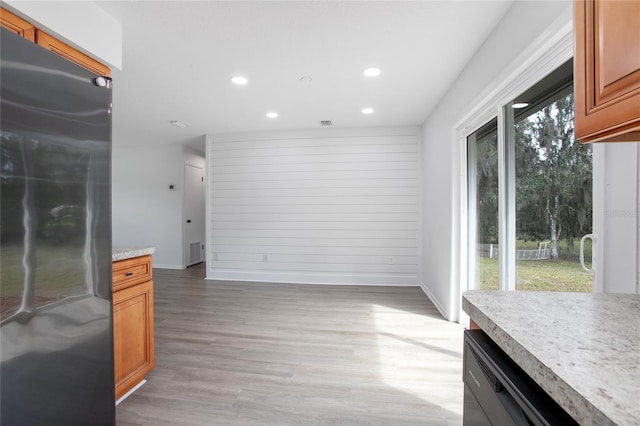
[462,291,639,426]
[112,247,156,262]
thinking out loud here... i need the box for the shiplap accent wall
[205,127,421,285]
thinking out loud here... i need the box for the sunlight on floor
[372,303,465,425]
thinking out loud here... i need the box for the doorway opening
[184,162,205,269]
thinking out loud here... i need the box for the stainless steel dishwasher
[463,330,578,426]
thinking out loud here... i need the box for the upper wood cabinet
[574,0,640,143]
[0,7,110,77]
[36,30,111,77]
[0,8,35,41]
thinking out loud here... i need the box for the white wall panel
[210,212,417,222]
[213,245,418,256]
[206,127,420,285]
[597,143,638,294]
[212,161,418,174]
[211,221,417,230]
[212,207,417,216]
[209,237,417,248]
[209,153,417,167]
[210,196,417,206]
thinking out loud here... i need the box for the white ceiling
[96,1,513,150]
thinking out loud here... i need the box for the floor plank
[116,264,464,425]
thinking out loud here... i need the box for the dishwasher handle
[470,348,531,425]
[495,388,535,426]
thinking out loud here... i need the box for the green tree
[515,93,592,258]
[475,130,499,244]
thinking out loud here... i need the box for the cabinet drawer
[112,255,152,292]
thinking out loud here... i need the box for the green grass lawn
[476,257,592,292]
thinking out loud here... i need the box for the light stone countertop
[462,291,640,426]
[112,247,156,262]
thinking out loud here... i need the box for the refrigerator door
[0,29,114,425]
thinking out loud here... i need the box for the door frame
[454,12,575,325]
[183,161,205,268]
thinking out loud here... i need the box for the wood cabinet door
[574,0,640,142]
[113,280,155,399]
[35,30,111,76]
[0,8,35,41]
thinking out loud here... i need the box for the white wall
[420,1,573,320]
[4,1,122,70]
[593,143,639,294]
[206,127,421,285]
[112,143,205,268]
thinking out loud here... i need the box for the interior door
[184,163,204,267]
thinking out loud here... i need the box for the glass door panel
[511,71,593,291]
[468,119,499,290]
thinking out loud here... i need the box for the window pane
[513,92,593,292]
[468,119,499,290]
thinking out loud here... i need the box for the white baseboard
[115,379,146,406]
[205,269,418,286]
[418,280,450,321]
[153,264,184,270]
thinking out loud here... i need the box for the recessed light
[169,120,188,128]
[363,68,381,77]
[231,76,248,85]
[266,112,278,119]
[512,102,529,109]
[361,108,374,114]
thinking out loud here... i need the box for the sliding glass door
[467,60,593,292]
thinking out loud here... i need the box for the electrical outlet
[213,252,218,261]
[388,256,395,265]
[263,254,268,262]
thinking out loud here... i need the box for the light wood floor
[116,264,464,426]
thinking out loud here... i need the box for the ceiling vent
[169,120,188,128]
[320,120,332,126]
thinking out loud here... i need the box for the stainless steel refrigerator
[1,28,115,425]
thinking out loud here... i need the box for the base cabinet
[112,257,155,400]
